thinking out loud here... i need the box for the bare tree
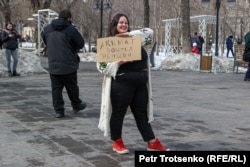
[72,0,99,51]
[0,0,12,23]
[30,0,52,11]
[152,0,165,55]
[181,0,191,53]
[52,0,78,11]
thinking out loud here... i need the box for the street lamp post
[215,0,220,56]
[202,0,236,56]
[99,0,104,38]
[94,0,111,38]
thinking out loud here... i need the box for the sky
[0,42,247,77]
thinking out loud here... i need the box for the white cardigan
[96,28,154,136]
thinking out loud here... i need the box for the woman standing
[97,13,169,154]
[1,23,21,76]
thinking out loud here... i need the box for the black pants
[199,46,203,56]
[110,71,155,142]
[50,71,82,113]
[245,62,250,80]
[227,48,234,57]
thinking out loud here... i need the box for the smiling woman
[1,22,21,76]
[96,13,169,154]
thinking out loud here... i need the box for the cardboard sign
[96,36,141,62]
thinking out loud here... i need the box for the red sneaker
[147,138,170,151]
[112,138,129,154]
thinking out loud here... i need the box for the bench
[233,44,248,73]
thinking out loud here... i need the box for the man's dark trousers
[50,71,82,113]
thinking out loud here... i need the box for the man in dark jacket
[41,9,86,118]
[226,35,234,58]
[198,33,204,56]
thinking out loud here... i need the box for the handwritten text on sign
[96,36,141,62]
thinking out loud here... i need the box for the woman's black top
[117,47,148,73]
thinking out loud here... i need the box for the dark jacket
[226,37,233,49]
[245,32,250,49]
[0,31,2,48]
[191,35,201,48]
[198,36,204,45]
[2,29,20,50]
[41,19,84,75]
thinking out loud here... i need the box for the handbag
[243,48,250,62]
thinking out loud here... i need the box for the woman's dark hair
[5,22,13,29]
[108,13,130,36]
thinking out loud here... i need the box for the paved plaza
[0,57,249,167]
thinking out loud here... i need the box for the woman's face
[116,16,128,34]
[7,24,13,30]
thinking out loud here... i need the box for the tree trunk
[0,0,12,24]
[3,8,11,24]
[181,0,191,53]
[30,0,52,11]
[143,0,150,27]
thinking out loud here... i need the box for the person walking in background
[1,23,21,76]
[0,29,3,49]
[226,35,234,58]
[41,9,86,118]
[244,32,250,81]
[97,13,169,154]
[198,33,204,56]
[191,32,201,54]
